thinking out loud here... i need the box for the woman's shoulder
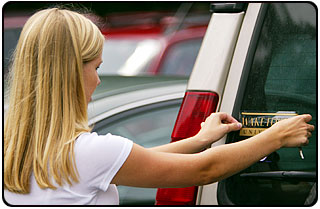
[75,132,133,156]
[73,132,134,192]
[76,132,131,143]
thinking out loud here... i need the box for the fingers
[224,122,242,132]
[219,113,242,132]
[201,113,242,135]
[207,112,242,130]
[209,112,241,132]
[298,115,313,147]
[306,131,312,138]
[217,112,239,124]
[307,124,315,132]
[301,114,312,122]
[302,138,309,146]
[298,115,314,140]
[210,112,240,126]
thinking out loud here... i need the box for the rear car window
[158,38,203,76]
[218,3,316,206]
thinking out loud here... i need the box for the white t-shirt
[4,132,133,205]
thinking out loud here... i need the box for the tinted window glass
[159,39,202,76]
[220,3,316,206]
[93,103,181,205]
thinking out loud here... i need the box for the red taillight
[155,91,219,205]
[156,187,198,205]
[172,91,219,142]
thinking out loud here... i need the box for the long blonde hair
[4,8,104,193]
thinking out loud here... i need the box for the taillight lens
[171,91,219,142]
[156,187,198,205]
[155,91,219,205]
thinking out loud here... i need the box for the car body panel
[187,12,244,97]
[197,3,262,205]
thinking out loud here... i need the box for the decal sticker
[239,111,297,136]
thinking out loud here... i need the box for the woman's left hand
[195,112,242,146]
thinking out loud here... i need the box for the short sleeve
[74,132,133,192]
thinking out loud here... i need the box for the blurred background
[3,1,212,78]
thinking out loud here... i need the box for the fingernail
[238,123,242,129]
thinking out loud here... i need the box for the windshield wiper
[240,171,316,182]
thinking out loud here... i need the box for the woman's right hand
[269,114,314,148]
[195,112,242,146]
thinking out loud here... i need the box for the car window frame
[230,4,268,120]
[216,4,268,205]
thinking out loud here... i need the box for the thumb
[225,122,242,132]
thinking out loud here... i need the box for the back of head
[4,7,104,193]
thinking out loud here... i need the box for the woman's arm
[111,114,314,188]
[148,112,242,154]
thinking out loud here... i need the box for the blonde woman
[4,8,314,205]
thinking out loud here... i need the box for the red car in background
[98,12,209,76]
[4,11,209,78]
